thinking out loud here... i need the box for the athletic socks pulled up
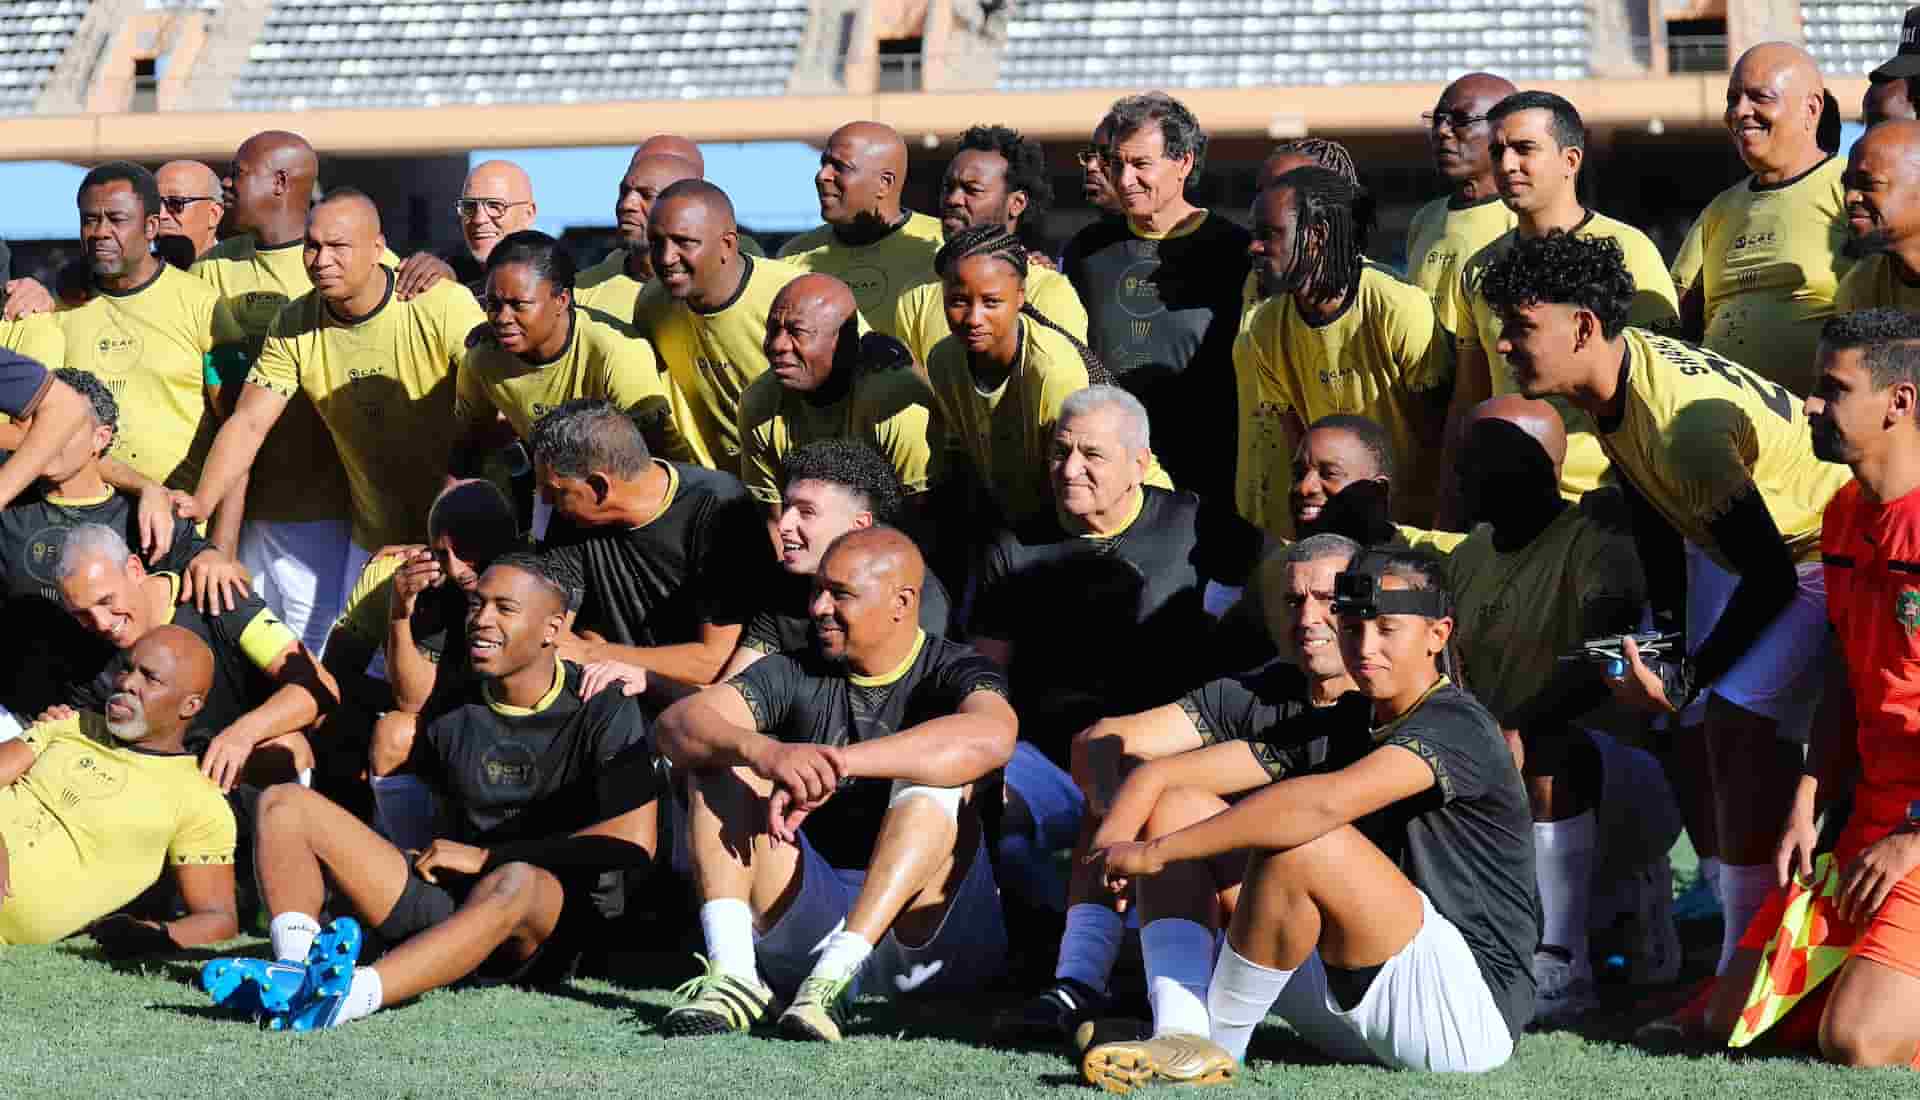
[1054,903,1125,993]
[335,967,384,1026]
[269,911,321,964]
[1142,917,1215,1038]
[1207,942,1294,1063]
[811,929,875,983]
[698,898,760,985]
[1534,811,1598,972]
[1718,863,1775,975]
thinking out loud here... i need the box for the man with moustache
[1835,120,1920,313]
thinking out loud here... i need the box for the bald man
[635,179,813,469]
[738,272,937,509]
[156,160,226,261]
[577,150,767,325]
[192,188,486,606]
[193,130,359,653]
[658,525,1017,1041]
[777,122,943,341]
[1835,119,1920,313]
[390,161,530,299]
[639,133,705,174]
[1405,72,1519,343]
[1674,42,1849,393]
[0,625,238,950]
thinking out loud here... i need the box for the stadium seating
[227,0,808,111]
[996,0,1593,91]
[0,0,88,116]
[1802,0,1910,76]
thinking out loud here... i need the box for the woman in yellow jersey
[1679,42,1849,393]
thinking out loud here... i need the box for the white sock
[809,928,875,983]
[334,967,384,1025]
[1054,903,1125,993]
[698,898,760,985]
[1699,856,1723,902]
[370,775,437,853]
[269,912,321,963]
[1142,918,1215,1038]
[1534,811,1597,971]
[296,768,312,788]
[1718,863,1775,974]
[1207,942,1293,1063]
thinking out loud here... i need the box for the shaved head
[615,153,703,254]
[1441,72,1517,111]
[1727,42,1827,176]
[766,274,859,392]
[816,121,909,227]
[1467,394,1566,471]
[638,134,705,174]
[103,624,214,746]
[824,524,924,593]
[1430,72,1515,191]
[313,188,380,232]
[464,160,533,201]
[459,160,537,261]
[157,160,220,196]
[811,524,925,666]
[655,178,736,229]
[1455,394,1566,528]
[306,188,386,303]
[234,130,319,186]
[650,179,740,307]
[228,131,318,242]
[156,160,224,256]
[1844,119,1920,254]
[144,624,215,700]
[774,273,858,328]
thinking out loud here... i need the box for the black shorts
[372,870,600,987]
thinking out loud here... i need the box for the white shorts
[239,519,352,657]
[1265,892,1515,1073]
[754,830,1007,1001]
[1680,544,1827,739]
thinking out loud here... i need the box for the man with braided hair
[1236,167,1451,534]
[925,224,1170,531]
[893,125,1089,364]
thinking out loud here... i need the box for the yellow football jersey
[57,264,246,490]
[778,212,945,341]
[1602,328,1849,569]
[737,365,943,504]
[0,712,234,946]
[457,308,687,461]
[1832,251,1920,313]
[632,255,809,470]
[1453,213,1680,501]
[1682,156,1851,393]
[248,277,485,550]
[576,236,766,325]
[1404,194,1518,341]
[892,260,1088,365]
[925,319,1171,527]
[1442,509,1645,721]
[1234,262,1450,533]
[191,235,355,524]
[0,313,64,368]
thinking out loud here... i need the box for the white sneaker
[1622,855,1682,986]
[1532,949,1599,1029]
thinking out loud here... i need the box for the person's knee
[369,712,418,777]
[470,862,542,915]
[1143,786,1224,841]
[885,783,963,842]
[1820,1019,1916,1068]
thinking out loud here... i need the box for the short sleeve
[247,315,300,398]
[603,337,680,457]
[690,486,774,626]
[4,316,65,372]
[452,345,496,430]
[590,695,663,817]
[153,515,214,576]
[436,285,488,368]
[1380,699,1497,805]
[928,648,1011,708]
[1666,399,1759,523]
[1236,307,1293,413]
[1029,269,1090,344]
[1833,261,1869,314]
[869,379,937,496]
[337,551,407,650]
[1391,284,1451,393]
[1453,263,1486,360]
[169,781,238,867]
[1670,215,1706,301]
[1180,675,1264,745]
[727,655,803,735]
[0,349,52,419]
[1572,523,1647,622]
[739,610,785,655]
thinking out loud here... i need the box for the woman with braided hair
[924,223,1171,530]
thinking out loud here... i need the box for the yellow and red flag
[1729,854,1859,1048]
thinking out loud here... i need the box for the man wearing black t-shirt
[1064,92,1250,504]
[658,526,1016,1043]
[202,554,660,1030]
[999,532,1362,1047]
[1085,548,1538,1086]
[534,398,769,692]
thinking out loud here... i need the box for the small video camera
[1561,631,1684,672]
[1332,571,1378,619]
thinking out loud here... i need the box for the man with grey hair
[53,523,338,793]
[970,383,1266,933]
[1064,93,1250,504]
[999,532,1362,1046]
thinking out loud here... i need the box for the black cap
[1872,7,1920,81]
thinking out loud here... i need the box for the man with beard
[1834,119,1920,312]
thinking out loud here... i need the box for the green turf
[1,929,1905,1100]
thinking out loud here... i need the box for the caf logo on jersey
[840,266,887,308]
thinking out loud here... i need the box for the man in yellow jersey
[1405,72,1518,338]
[0,626,236,949]
[190,188,487,611]
[155,160,225,263]
[1835,119,1920,312]
[457,229,686,539]
[778,122,943,341]
[634,180,810,470]
[740,273,935,512]
[195,131,358,654]
[574,151,700,323]
[1482,232,1850,979]
[1442,92,1678,517]
[395,160,535,296]
[1236,167,1449,532]
[1066,92,1249,505]
[892,125,1087,364]
[1676,42,1849,394]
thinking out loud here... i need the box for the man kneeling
[1084,549,1538,1086]
[200,553,660,1029]
[658,526,1017,1041]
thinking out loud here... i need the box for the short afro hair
[955,125,1053,245]
[53,367,118,438]
[79,161,162,219]
[1820,308,1920,390]
[1308,413,1395,479]
[782,438,904,523]
[487,550,577,614]
[1476,232,1636,340]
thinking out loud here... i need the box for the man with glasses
[395,160,536,297]
[1076,120,1122,216]
[1405,73,1517,346]
[156,161,226,264]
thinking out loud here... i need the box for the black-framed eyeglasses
[1421,111,1490,133]
[454,198,532,221]
[1074,145,1106,168]
[158,195,220,215]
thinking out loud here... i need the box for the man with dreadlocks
[1083,547,1538,1086]
[1235,167,1451,535]
[924,224,1170,532]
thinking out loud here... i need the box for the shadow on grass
[58,941,268,988]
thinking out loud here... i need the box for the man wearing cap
[1868,10,1920,128]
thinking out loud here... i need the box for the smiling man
[1834,119,1920,313]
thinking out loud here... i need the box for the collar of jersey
[93,260,168,299]
[626,460,681,529]
[485,652,568,715]
[1128,209,1209,242]
[849,628,927,687]
[1073,484,1146,539]
[522,309,578,368]
[1370,675,1452,740]
[46,488,115,507]
[254,235,303,253]
[325,267,396,327]
[1747,154,1832,194]
[1446,192,1506,213]
[1596,344,1635,434]
[692,254,755,318]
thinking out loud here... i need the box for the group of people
[2,20,1920,1089]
